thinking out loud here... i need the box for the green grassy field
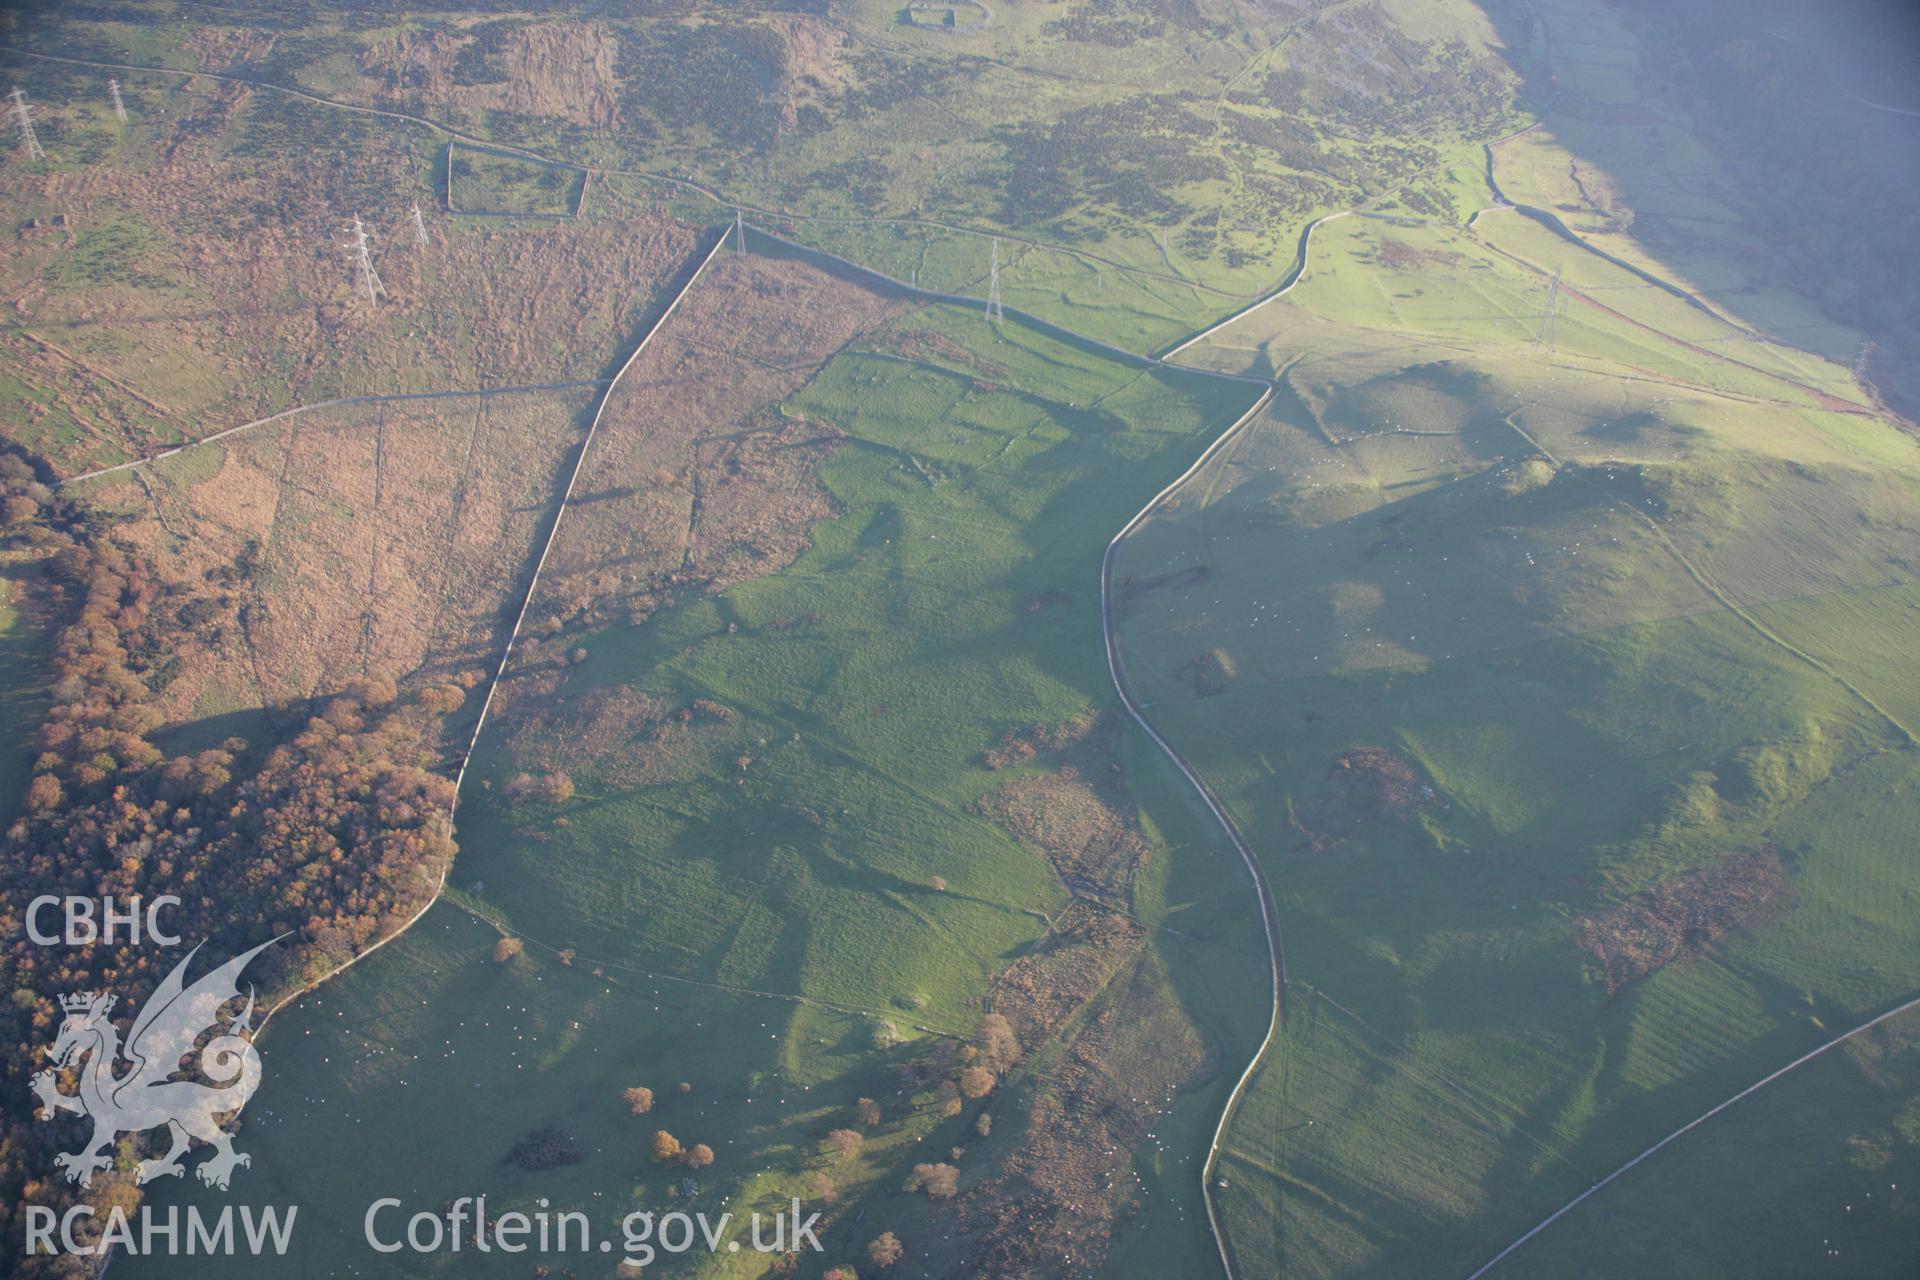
[1108,113,1920,1271]
[448,145,583,219]
[123,263,1272,1278]
[1501,1007,1920,1279]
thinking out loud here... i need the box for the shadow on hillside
[1471,0,1920,418]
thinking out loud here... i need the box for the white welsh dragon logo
[31,939,276,1191]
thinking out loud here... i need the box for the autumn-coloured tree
[977,1013,1019,1073]
[504,770,575,805]
[824,1268,857,1280]
[804,1171,839,1203]
[854,1097,882,1128]
[651,1130,683,1163]
[492,936,525,964]
[935,1080,963,1118]
[905,1163,959,1200]
[417,683,466,715]
[678,1081,693,1094]
[24,773,60,812]
[868,1232,905,1269]
[824,1128,863,1163]
[958,1065,995,1099]
[623,1086,654,1116]
[684,1143,714,1169]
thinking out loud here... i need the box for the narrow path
[1464,993,1920,1278]
[56,379,610,487]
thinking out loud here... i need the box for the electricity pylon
[345,214,386,303]
[9,88,45,161]
[1534,266,1561,350]
[986,238,1005,323]
[107,79,128,123]
[410,201,430,247]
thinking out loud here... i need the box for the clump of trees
[904,1162,959,1200]
[0,471,469,1261]
[624,1086,655,1115]
[503,769,574,805]
[649,1130,713,1168]
[507,1128,582,1171]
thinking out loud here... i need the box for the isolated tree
[824,1128,864,1163]
[651,1130,683,1163]
[977,1013,1019,1072]
[929,875,947,891]
[684,1143,714,1169]
[623,1086,654,1116]
[491,937,524,964]
[974,1112,992,1138]
[935,1080,962,1118]
[854,1097,882,1128]
[905,1162,959,1200]
[824,1268,857,1280]
[804,1171,839,1203]
[867,1232,905,1269]
[678,1081,693,1094]
[958,1066,995,1099]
